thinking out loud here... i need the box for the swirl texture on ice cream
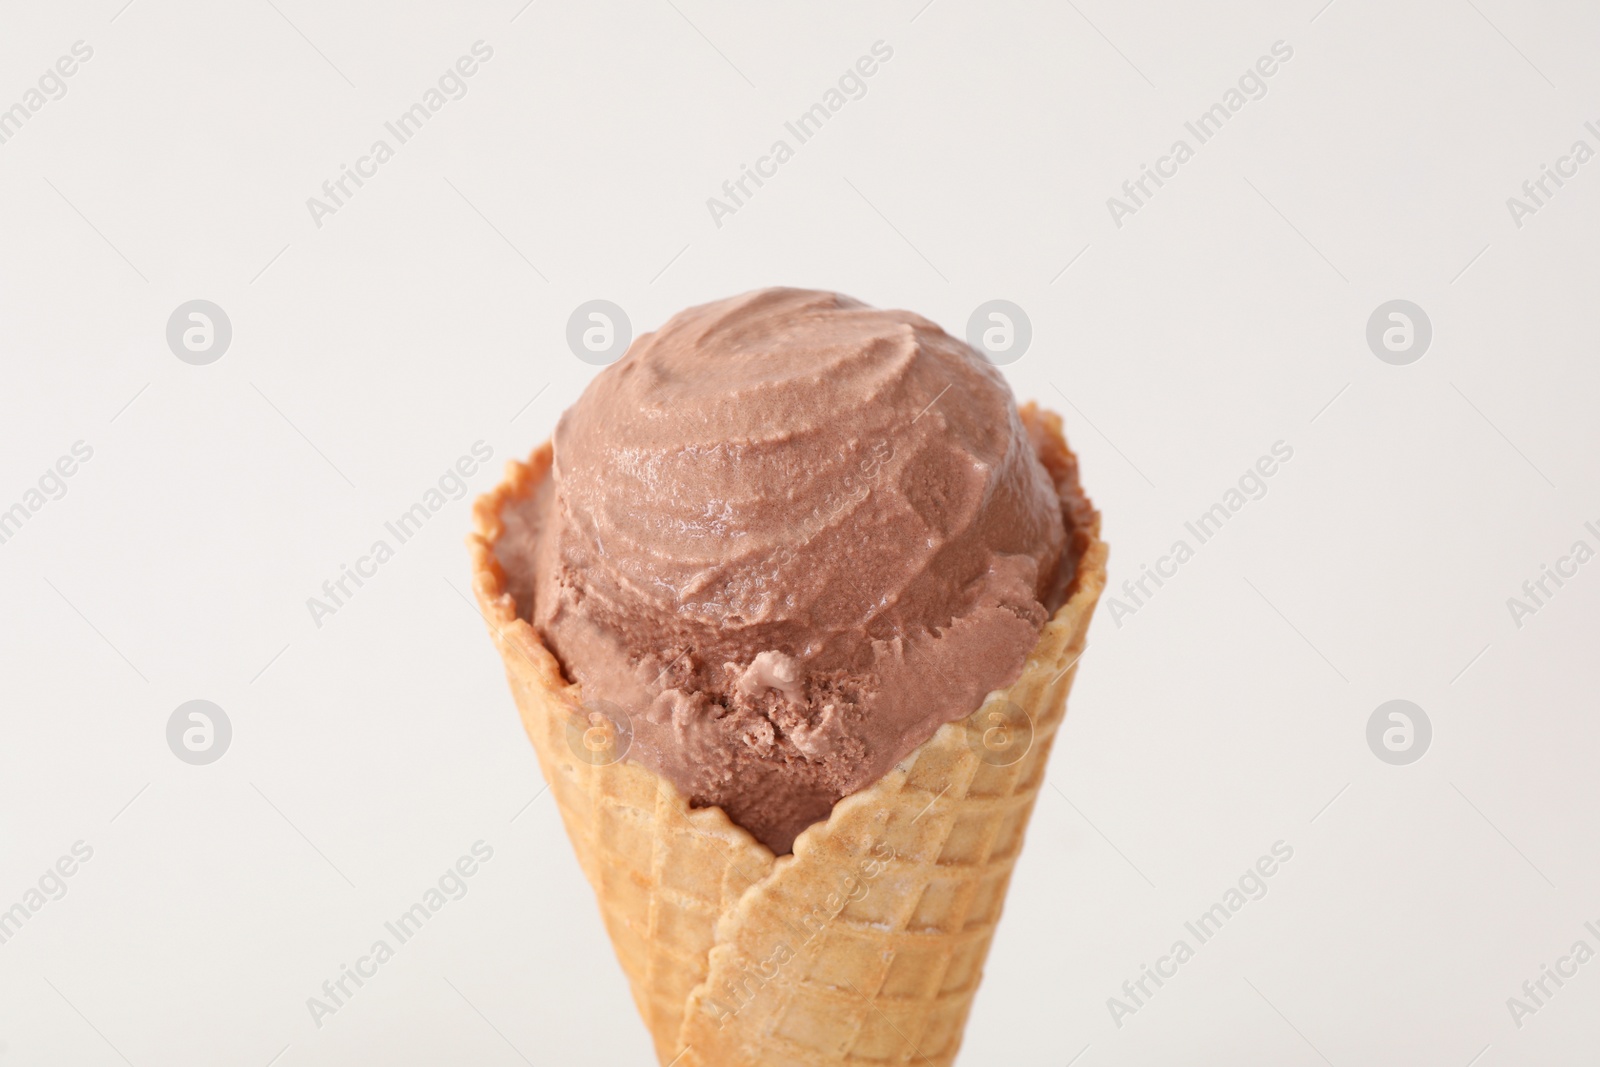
[497,288,1075,853]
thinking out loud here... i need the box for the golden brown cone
[469,405,1105,1066]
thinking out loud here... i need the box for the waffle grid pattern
[470,410,1105,1066]
[527,677,776,1061]
[675,606,1094,1067]
[470,445,778,1061]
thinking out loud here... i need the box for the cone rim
[466,402,1106,864]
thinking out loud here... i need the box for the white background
[2,1,1597,1064]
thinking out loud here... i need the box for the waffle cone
[469,406,1105,1066]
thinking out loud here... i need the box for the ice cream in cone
[469,290,1104,1065]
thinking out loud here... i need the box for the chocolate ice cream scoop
[496,288,1073,853]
